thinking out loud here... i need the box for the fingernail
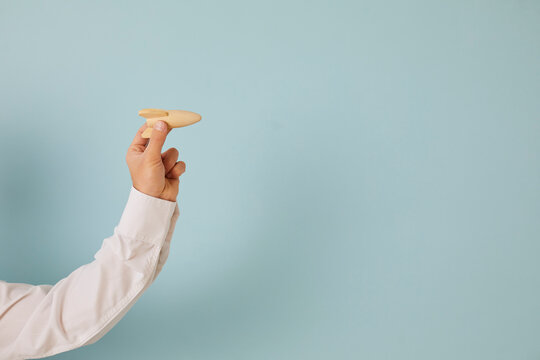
[155,121,167,132]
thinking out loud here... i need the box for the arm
[0,187,179,359]
[0,120,186,359]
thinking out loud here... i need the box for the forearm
[84,201,180,347]
[0,187,179,359]
[153,202,180,282]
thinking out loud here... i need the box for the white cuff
[116,186,177,245]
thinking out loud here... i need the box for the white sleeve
[0,186,179,360]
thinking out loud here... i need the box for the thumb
[146,120,169,157]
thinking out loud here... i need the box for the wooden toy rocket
[138,108,201,138]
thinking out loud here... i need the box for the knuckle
[169,148,179,157]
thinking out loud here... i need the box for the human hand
[126,120,186,202]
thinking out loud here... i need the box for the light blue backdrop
[1,1,539,359]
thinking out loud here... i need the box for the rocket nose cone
[167,110,202,127]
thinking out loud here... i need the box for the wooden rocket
[138,108,202,138]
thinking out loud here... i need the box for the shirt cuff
[116,186,177,245]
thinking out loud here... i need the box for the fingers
[161,148,179,174]
[146,121,171,158]
[128,123,149,152]
[166,161,186,179]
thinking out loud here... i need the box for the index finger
[128,123,149,152]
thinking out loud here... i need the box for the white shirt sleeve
[0,186,180,360]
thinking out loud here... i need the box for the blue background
[1,1,539,359]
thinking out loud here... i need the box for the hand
[126,120,186,202]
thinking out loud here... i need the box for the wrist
[117,186,177,244]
